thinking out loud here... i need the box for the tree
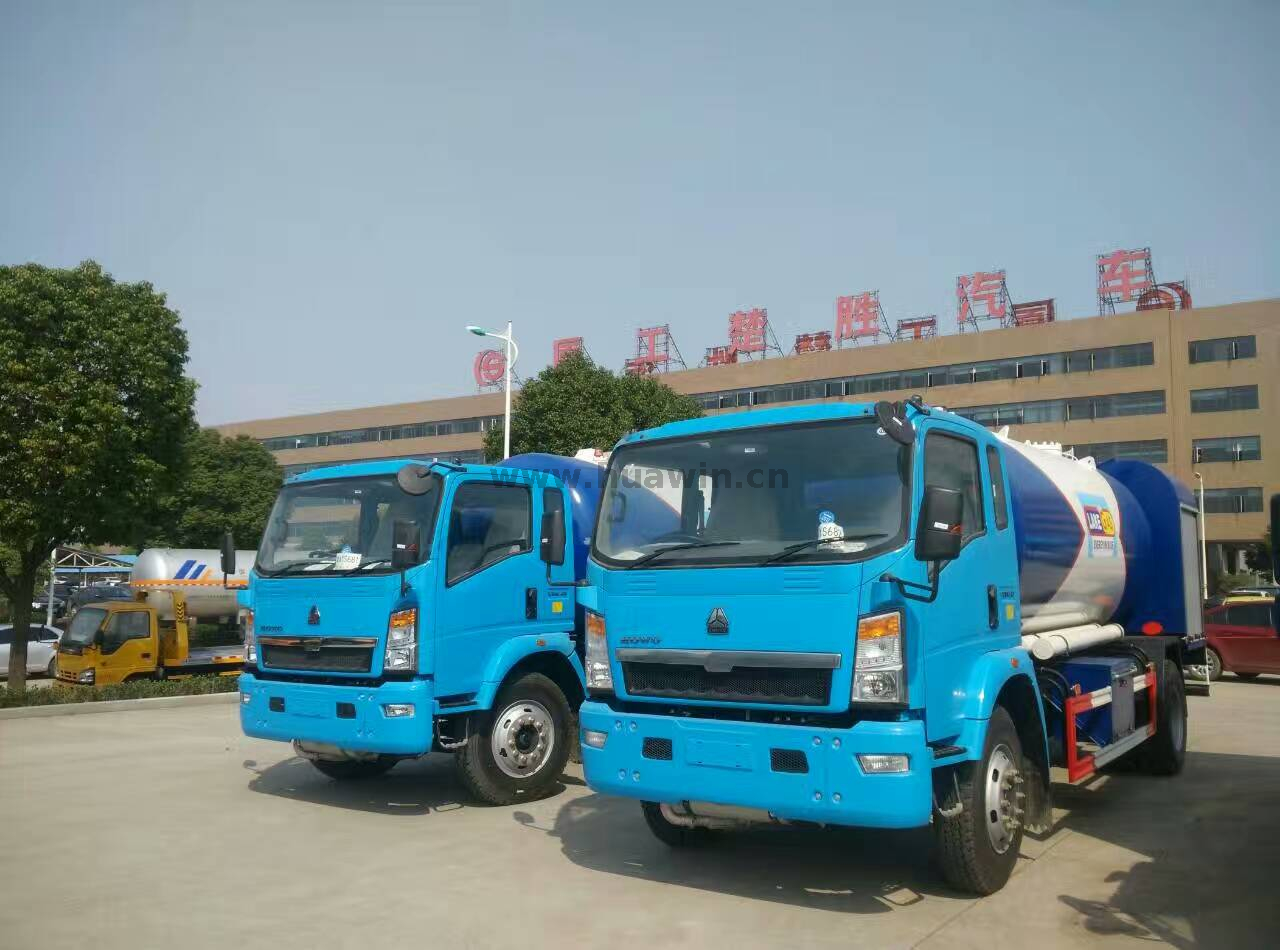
[149,428,281,549]
[1244,529,1273,580]
[0,261,195,691]
[481,351,702,460]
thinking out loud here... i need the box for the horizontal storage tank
[131,548,256,620]
[500,453,605,581]
[1001,437,1202,642]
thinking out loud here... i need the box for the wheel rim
[983,744,1024,855]
[1207,650,1222,680]
[490,699,555,779]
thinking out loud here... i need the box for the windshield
[256,474,442,576]
[64,607,107,646]
[593,417,910,567]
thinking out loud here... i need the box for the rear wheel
[455,672,571,805]
[1138,658,1187,776]
[934,706,1025,895]
[46,656,57,678]
[1205,648,1223,682]
[308,756,398,780]
[641,801,712,847]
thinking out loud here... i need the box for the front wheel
[934,706,1025,895]
[46,657,57,678]
[455,672,571,805]
[308,756,398,780]
[1205,648,1223,682]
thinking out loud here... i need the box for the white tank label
[1078,492,1119,559]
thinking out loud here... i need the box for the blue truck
[231,454,602,804]
[577,399,1202,894]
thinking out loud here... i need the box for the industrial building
[217,297,1278,575]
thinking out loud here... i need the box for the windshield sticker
[334,550,363,571]
[818,510,842,541]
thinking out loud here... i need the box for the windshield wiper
[275,561,337,575]
[624,541,741,568]
[759,533,889,566]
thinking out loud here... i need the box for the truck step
[931,745,966,759]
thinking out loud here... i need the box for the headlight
[78,669,95,684]
[852,611,905,704]
[242,610,257,663]
[385,608,418,673]
[584,610,612,691]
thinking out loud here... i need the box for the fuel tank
[1001,437,1200,639]
[130,548,256,620]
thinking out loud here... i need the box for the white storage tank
[130,548,256,621]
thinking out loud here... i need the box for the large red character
[473,349,506,386]
[552,337,583,366]
[1098,250,1153,303]
[728,308,768,354]
[835,293,880,343]
[957,272,1007,323]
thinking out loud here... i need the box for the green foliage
[482,351,702,460]
[149,428,281,548]
[1244,531,1272,577]
[0,261,195,689]
[0,675,238,708]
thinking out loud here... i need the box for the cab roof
[286,458,472,484]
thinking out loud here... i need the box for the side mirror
[391,521,420,571]
[540,509,566,566]
[220,530,236,578]
[916,486,964,563]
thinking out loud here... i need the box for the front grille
[621,662,831,706]
[770,748,809,774]
[259,638,374,673]
[642,737,673,760]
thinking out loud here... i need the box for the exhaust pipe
[659,801,785,830]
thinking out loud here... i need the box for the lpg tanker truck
[234,454,604,804]
[576,399,1203,894]
[54,547,255,686]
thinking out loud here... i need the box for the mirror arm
[880,568,940,604]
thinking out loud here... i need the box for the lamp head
[466,325,489,337]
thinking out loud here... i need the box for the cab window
[924,431,986,542]
[102,611,150,652]
[986,445,1009,531]
[446,483,532,584]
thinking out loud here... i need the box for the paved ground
[2,679,1278,949]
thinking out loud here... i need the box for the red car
[1203,598,1280,680]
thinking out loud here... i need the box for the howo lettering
[577,399,1204,894]
[235,454,602,803]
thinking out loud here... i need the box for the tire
[1138,657,1187,776]
[46,657,57,678]
[308,757,398,780]
[1205,648,1223,682]
[641,801,712,847]
[934,706,1025,895]
[1235,671,1260,681]
[455,672,572,805]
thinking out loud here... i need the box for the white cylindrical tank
[130,548,256,620]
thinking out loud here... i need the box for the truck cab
[55,593,242,686]
[237,457,599,803]
[578,400,1192,894]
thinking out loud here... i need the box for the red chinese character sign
[793,331,832,354]
[473,349,506,388]
[1011,299,1055,327]
[835,292,887,346]
[1097,248,1155,314]
[552,337,584,365]
[728,308,768,354]
[956,271,1009,331]
[624,325,686,375]
[704,344,738,366]
[895,316,937,341]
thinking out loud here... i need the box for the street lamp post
[466,322,519,460]
[1194,471,1208,600]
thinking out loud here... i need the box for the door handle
[525,588,538,620]
[987,585,999,630]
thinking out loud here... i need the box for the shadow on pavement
[1052,749,1280,948]
[244,753,567,816]
[522,792,958,915]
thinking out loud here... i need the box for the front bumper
[239,672,434,756]
[579,701,932,829]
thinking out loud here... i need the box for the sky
[2,1,1277,425]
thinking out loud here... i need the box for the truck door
[432,478,544,700]
[98,609,155,683]
[918,426,1016,742]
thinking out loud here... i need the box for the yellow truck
[55,590,243,686]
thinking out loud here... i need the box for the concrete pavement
[1,679,1278,949]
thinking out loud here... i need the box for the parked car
[1232,585,1280,598]
[66,583,133,618]
[1203,598,1280,680]
[31,592,67,620]
[0,624,62,676]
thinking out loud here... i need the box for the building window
[1188,335,1256,364]
[1068,440,1168,464]
[1193,436,1261,463]
[1202,487,1264,514]
[954,391,1164,429]
[1190,385,1259,414]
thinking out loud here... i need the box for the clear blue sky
[2,1,1277,425]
